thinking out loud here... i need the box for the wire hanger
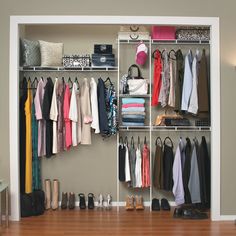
[74,77,80,89]
[105,77,113,85]
[67,77,73,89]
[168,49,176,60]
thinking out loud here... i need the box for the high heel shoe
[88,193,95,210]
[78,193,86,209]
[97,194,104,210]
[106,194,112,210]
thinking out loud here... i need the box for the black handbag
[21,190,45,217]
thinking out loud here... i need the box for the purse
[127,64,148,95]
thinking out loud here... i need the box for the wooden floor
[0,208,235,236]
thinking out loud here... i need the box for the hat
[136,42,148,66]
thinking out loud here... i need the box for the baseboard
[220,215,236,221]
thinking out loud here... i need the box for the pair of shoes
[125,195,144,210]
[151,198,170,211]
[78,193,95,209]
[173,207,208,219]
[97,194,112,210]
[61,192,75,210]
[45,179,59,210]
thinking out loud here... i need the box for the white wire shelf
[20,66,119,72]
[151,39,210,45]
[119,126,151,131]
[152,126,211,131]
[118,39,151,44]
[119,94,151,98]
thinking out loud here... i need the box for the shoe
[125,195,134,210]
[78,193,86,209]
[173,207,183,218]
[135,195,144,210]
[151,198,160,211]
[182,208,208,220]
[52,179,59,210]
[106,194,112,210]
[61,192,68,209]
[97,194,104,210]
[44,179,51,210]
[88,193,95,209]
[68,192,75,210]
[161,198,170,211]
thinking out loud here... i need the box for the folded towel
[122,103,144,108]
[122,98,145,104]
[122,115,145,119]
[122,107,145,112]
[122,118,145,123]
[122,111,146,116]
[122,122,145,126]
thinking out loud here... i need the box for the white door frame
[9,16,220,221]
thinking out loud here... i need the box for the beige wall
[0,0,236,215]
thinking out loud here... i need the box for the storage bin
[151,26,176,40]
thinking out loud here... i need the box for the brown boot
[125,195,134,210]
[61,192,68,210]
[45,179,51,210]
[68,192,75,210]
[52,179,59,210]
[135,195,144,210]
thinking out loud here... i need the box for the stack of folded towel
[121,98,146,126]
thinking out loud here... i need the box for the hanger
[105,77,113,85]
[152,49,162,59]
[144,136,147,145]
[74,77,80,89]
[155,137,162,146]
[20,77,28,90]
[138,136,140,148]
[67,77,73,89]
[119,136,123,145]
[124,136,128,146]
[131,136,134,148]
[31,77,39,89]
[164,136,173,148]
[168,49,176,60]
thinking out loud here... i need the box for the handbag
[126,64,148,95]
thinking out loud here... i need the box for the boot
[61,192,68,210]
[52,179,59,210]
[68,192,75,210]
[45,179,51,210]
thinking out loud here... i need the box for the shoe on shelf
[88,193,95,209]
[151,198,160,211]
[125,195,134,210]
[161,198,170,211]
[135,195,144,210]
[97,194,104,210]
[61,192,68,210]
[182,208,208,220]
[78,193,86,209]
[105,194,112,210]
[68,192,75,210]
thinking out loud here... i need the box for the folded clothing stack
[121,98,146,126]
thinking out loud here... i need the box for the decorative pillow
[39,40,64,66]
[20,39,41,66]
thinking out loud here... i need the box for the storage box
[63,55,91,68]
[118,32,150,41]
[151,26,176,40]
[94,44,112,54]
[92,54,115,67]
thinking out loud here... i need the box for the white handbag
[126,64,148,95]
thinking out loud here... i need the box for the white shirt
[172,138,185,205]
[181,50,193,111]
[69,83,78,146]
[90,78,100,134]
[125,144,131,182]
[49,78,58,154]
[188,50,201,114]
[135,145,142,188]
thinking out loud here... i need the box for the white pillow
[39,40,64,66]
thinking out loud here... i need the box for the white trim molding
[220,215,236,221]
[9,15,220,221]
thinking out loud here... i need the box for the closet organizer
[18,23,212,214]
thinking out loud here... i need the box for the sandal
[125,195,134,210]
[78,193,86,209]
[88,193,95,209]
[106,194,112,210]
[97,194,104,210]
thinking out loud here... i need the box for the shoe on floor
[182,208,208,220]
[125,195,134,210]
[78,193,86,209]
[61,192,68,210]
[135,195,144,210]
[173,207,183,218]
[161,198,170,211]
[88,193,95,209]
[68,192,75,210]
[151,198,160,211]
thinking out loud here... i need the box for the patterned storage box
[63,55,91,68]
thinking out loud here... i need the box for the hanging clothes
[34,78,46,157]
[50,78,59,154]
[174,49,184,112]
[57,80,65,152]
[168,54,176,107]
[124,138,131,182]
[97,78,109,135]
[172,138,185,205]
[19,78,27,193]
[80,78,92,145]
[188,138,201,204]
[32,93,41,190]
[25,82,32,193]
[135,138,142,188]
[188,49,201,114]
[63,84,72,149]
[181,50,193,111]
[142,138,150,188]
[42,77,54,157]
[129,137,136,187]
[90,78,100,134]
[198,136,211,208]
[159,49,170,107]
[69,83,78,146]
[76,84,82,144]
[119,138,126,182]
[151,50,162,106]
[162,137,174,191]
[198,49,209,112]
[183,137,192,204]
[153,137,163,189]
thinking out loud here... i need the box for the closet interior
[19,23,211,214]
